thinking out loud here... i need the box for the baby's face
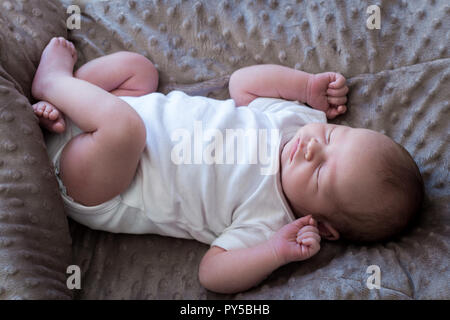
[280,123,387,218]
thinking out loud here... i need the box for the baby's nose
[304,138,318,161]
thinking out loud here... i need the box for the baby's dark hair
[319,139,424,243]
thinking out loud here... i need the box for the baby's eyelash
[316,163,322,189]
[327,128,334,144]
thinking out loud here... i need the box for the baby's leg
[74,51,158,97]
[32,37,146,206]
[33,51,158,132]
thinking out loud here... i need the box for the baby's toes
[66,40,74,50]
[48,107,60,120]
[57,37,67,47]
[32,102,45,116]
[51,116,66,133]
[42,104,55,118]
[68,42,76,57]
[55,37,65,47]
[38,113,66,133]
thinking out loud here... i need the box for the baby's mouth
[289,138,301,163]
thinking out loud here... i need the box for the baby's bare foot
[32,101,66,133]
[32,37,77,101]
[307,72,348,119]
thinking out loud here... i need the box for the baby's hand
[307,72,348,119]
[270,215,321,264]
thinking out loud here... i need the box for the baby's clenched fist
[296,221,321,259]
[270,215,321,264]
[307,72,348,119]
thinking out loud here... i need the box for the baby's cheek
[289,176,310,204]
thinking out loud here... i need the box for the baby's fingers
[297,237,321,259]
[297,231,320,244]
[327,96,347,106]
[301,237,321,252]
[326,105,347,119]
[291,215,316,230]
[297,225,319,236]
[297,225,320,241]
[328,73,346,89]
[327,86,348,97]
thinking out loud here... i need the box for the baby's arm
[229,64,348,119]
[199,215,320,294]
[229,64,311,106]
[74,51,158,97]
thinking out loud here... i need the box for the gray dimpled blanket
[0,0,448,299]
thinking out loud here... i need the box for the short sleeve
[248,97,327,124]
[211,198,294,251]
[211,223,276,251]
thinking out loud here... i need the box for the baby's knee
[128,52,159,93]
[104,101,147,153]
[122,110,147,153]
[144,63,159,93]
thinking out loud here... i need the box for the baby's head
[280,123,424,242]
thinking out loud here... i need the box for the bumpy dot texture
[0,0,67,99]
[65,0,448,91]
[3,0,449,299]
[58,0,450,300]
[0,0,72,299]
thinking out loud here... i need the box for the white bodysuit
[45,90,326,250]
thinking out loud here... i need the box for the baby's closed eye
[316,163,323,189]
[327,128,335,144]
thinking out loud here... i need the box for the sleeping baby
[31,37,424,294]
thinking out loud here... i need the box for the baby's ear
[317,221,340,241]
